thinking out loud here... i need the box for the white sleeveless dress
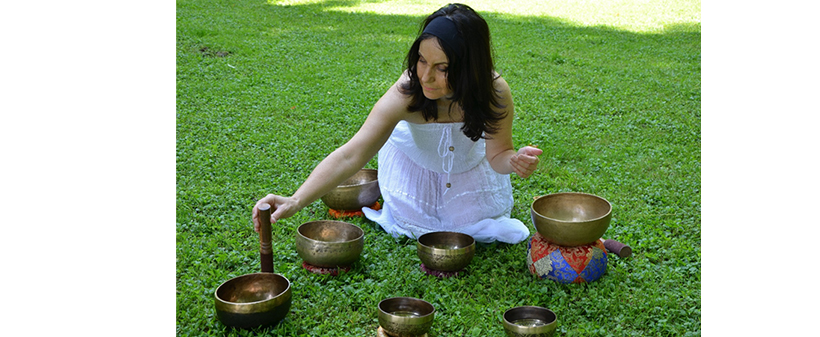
[362,120,530,244]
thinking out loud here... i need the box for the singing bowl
[214,273,292,329]
[502,306,557,337]
[416,231,475,272]
[531,192,612,246]
[320,168,380,211]
[295,220,364,267]
[378,297,435,337]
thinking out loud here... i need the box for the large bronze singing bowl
[502,306,557,337]
[214,273,292,329]
[295,220,364,268]
[417,231,475,272]
[531,192,612,246]
[320,168,380,211]
[378,297,435,337]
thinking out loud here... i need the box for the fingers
[519,145,543,157]
[510,156,527,178]
[264,195,284,224]
[252,194,294,233]
[511,146,541,178]
[516,153,540,165]
[252,194,276,233]
[251,205,261,233]
[511,157,535,178]
[271,206,285,224]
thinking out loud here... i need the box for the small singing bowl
[214,273,292,329]
[502,306,557,337]
[416,231,475,272]
[295,220,364,268]
[531,192,612,246]
[320,168,380,211]
[378,297,435,337]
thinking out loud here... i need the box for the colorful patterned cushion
[526,233,608,284]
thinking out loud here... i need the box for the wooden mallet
[258,203,274,273]
[600,238,632,258]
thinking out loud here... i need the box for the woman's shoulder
[492,72,510,93]
[369,72,417,122]
[382,73,413,106]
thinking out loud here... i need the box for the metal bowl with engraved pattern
[531,192,612,247]
[320,168,380,211]
[295,220,364,267]
[214,273,292,329]
[416,231,475,272]
[378,297,435,337]
[502,306,557,337]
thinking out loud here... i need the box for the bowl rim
[214,272,292,307]
[416,231,475,252]
[335,168,378,188]
[531,192,612,224]
[296,220,364,244]
[502,305,557,326]
[377,297,436,319]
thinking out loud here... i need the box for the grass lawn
[176,0,701,335]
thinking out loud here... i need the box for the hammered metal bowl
[295,220,364,268]
[502,306,557,337]
[378,297,435,337]
[416,231,475,272]
[531,192,612,246]
[214,273,292,329]
[320,168,380,211]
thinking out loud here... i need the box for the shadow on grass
[177,0,700,165]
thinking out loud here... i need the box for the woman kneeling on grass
[252,3,542,244]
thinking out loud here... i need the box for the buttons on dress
[449,146,454,151]
[446,183,451,188]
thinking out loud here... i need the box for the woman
[252,3,542,244]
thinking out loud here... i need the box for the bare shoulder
[370,73,414,121]
[493,73,512,95]
[385,72,413,103]
[492,74,514,106]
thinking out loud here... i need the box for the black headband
[422,16,464,58]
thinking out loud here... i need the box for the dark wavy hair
[399,3,506,141]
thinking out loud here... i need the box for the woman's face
[416,38,452,100]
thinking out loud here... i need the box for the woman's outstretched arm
[252,79,410,232]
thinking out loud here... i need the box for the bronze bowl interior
[295,220,364,268]
[214,273,292,329]
[531,192,612,246]
[502,306,557,337]
[320,168,380,211]
[416,231,475,272]
[378,297,436,337]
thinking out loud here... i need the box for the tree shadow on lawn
[177,0,701,198]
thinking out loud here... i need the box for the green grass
[176,0,700,335]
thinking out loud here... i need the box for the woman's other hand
[510,145,543,178]
[251,194,300,233]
